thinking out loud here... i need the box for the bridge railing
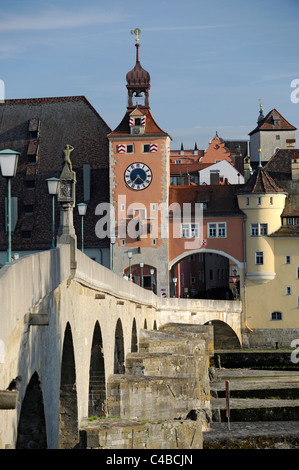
[74,249,158,307]
[0,246,71,361]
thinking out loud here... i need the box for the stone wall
[81,324,213,449]
[243,328,299,349]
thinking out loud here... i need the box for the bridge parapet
[0,246,70,362]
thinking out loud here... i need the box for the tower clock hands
[132,173,145,184]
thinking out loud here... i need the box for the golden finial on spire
[258,98,263,112]
[131,28,141,43]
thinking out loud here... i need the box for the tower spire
[258,99,264,123]
[127,29,151,108]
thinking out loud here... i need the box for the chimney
[210,172,220,185]
[291,155,299,180]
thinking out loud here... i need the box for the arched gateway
[169,248,244,300]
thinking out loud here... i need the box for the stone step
[125,351,208,379]
[79,417,203,449]
[211,397,299,422]
[138,329,206,356]
[107,374,209,422]
[203,421,299,449]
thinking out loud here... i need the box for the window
[271,311,282,321]
[191,224,199,238]
[286,255,291,265]
[257,197,262,205]
[143,144,150,153]
[276,135,280,140]
[250,224,259,236]
[297,267,299,279]
[246,197,250,206]
[255,251,264,265]
[175,159,182,164]
[208,223,217,238]
[26,180,35,190]
[22,230,32,240]
[270,197,273,205]
[181,223,199,238]
[287,218,293,225]
[260,224,268,236]
[181,223,190,238]
[24,205,33,214]
[250,223,268,236]
[117,144,133,153]
[208,222,226,238]
[286,286,292,295]
[218,223,226,237]
[134,117,141,126]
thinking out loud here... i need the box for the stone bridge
[0,245,242,449]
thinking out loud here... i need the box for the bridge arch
[169,248,244,300]
[16,372,47,449]
[131,318,138,352]
[89,321,106,417]
[114,318,125,374]
[204,320,241,349]
[59,322,78,449]
[170,248,244,270]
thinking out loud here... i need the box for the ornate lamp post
[127,251,132,279]
[150,268,154,291]
[77,203,87,252]
[140,261,144,288]
[172,277,177,297]
[46,177,59,248]
[110,236,116,271]
[0,149,20,264]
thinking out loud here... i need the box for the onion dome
[126,30,151,108]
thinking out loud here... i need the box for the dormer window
[129,114,146,135]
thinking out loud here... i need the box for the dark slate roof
[265,149,299,181]
[108,106,169,138]
[0,96,111,251]
[238,166,285,194]
[249,108,297,136]
[169,184,244,217]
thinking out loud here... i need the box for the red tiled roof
[108,106,169,138]
[249,108,297,135]
[170,162,212,174]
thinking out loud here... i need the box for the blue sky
[1,0,298,150]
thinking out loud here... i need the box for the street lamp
[0,149,20,264]
[110,235,116,271]
[46,177,59,248]
[77,203,87,252]
[173,277,177,297]
[127,251,132,279]
[150,268,154,291]
[140,261,144,288]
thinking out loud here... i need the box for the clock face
[124,162,152,190]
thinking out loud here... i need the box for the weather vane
[131,28,141,43]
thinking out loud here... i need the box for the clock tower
[108,30,171,296]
